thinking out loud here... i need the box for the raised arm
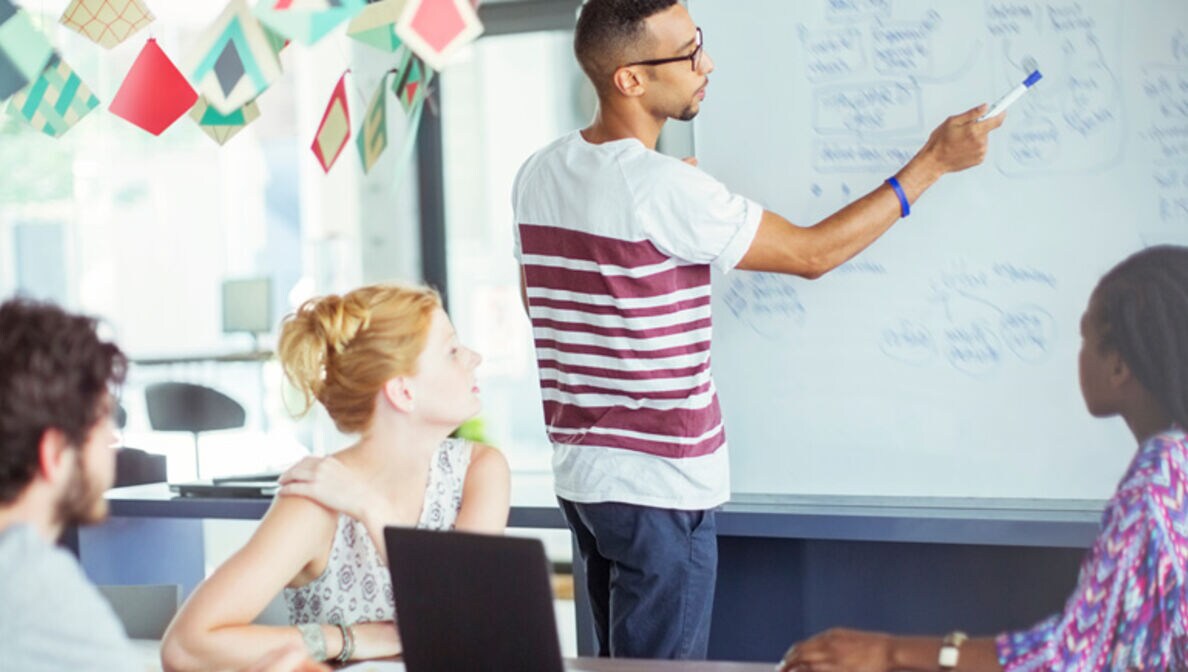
[454,443,511,534]
[738,105,1005,279]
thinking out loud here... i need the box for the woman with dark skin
[780,245,1188,672]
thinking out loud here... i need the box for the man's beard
[676,106,699,122]
[54,452,107,528]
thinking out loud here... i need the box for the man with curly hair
[0,297,138,670]
[0,298,324,672]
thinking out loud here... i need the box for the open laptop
[385,527,566,672]
[169,472,280,499]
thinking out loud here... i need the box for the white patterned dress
[283,438,473,625]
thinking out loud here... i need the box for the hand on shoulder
[277,456,380,522]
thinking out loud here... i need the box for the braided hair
[1090,245,1188,430]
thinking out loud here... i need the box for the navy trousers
[558,497,718,659]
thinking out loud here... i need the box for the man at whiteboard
[511,0,1005,659]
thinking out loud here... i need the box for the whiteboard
[692,0,1188,499]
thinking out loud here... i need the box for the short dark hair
[1090,245,1188,430]
[0,298,126,503]
[574,0,679,92]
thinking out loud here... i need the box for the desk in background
[88,484,1103,662]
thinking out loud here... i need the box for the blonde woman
[161,284,510,671]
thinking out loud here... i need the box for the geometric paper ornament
[188,0,282,115]
[108,38,198,136]
[261,23,290,56]
[394,0,482,71]
[390,46,429,113]
[0,1,55,100]
[311,72,350,173]
[254,0,366,46]
[348,0,405,53]
[189,96,260,145]
[6,55,99,137]
[356,73,388,173]
[60,0,154,49]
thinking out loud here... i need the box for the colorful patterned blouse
[997,426,1188,671]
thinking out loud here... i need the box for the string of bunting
[0,0,482,175]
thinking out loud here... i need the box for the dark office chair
[144,382,246,479]
[109,400,168,486]
[114,448,167,487]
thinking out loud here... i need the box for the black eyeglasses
[625,27,703,72]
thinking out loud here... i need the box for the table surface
[129,640,775,671]
[565,659,774,671]
[107,481,1105,548]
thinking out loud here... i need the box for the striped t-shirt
[512,131,762,510]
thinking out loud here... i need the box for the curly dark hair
[0,298,126,503]
[1090,245,1188,430]
[574,0,680,92]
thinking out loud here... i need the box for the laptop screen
[384,527,565,672]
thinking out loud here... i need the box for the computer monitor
[221,277,272,335]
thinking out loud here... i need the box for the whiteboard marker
[979,69,1042,121]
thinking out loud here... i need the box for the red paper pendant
[311,73,351,173]
[109,38,198,136]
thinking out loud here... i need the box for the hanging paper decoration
[187,0,282,115]
[394,0,482,71]
[6,55,99,137]
[311,73,350,173]
[261,24,290,56]
[356,73,389,173]
[384,80,427,187]
[59,0,154,49]
[348,0,405,53]
[0,0,55,100]
[109,39,198,136]
[190,96,260,145]
[390,47,429,113]
[254,0,366,46]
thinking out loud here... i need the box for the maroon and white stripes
[520,223,726,460]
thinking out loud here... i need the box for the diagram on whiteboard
[1139,37,1188,237]
[880,260,1058,376]
[691,0,1187,499]
[797,1,1128,176]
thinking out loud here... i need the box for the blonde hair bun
[278,284,441,433]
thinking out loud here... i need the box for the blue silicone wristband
[886,176,910,217]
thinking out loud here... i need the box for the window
[440,30,594,470]
[0,4,423,479]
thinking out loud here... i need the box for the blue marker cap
[1023,70,1042,87]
